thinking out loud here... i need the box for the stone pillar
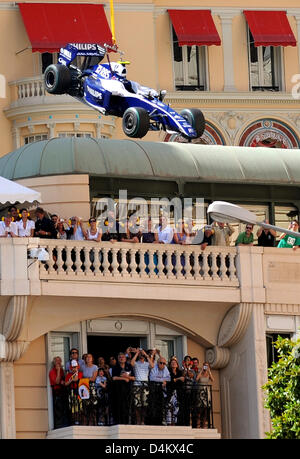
[217,10,239,92]
[218,303,270,439]
[0,293,29,438]
[0,362,16,438]
[288,10,300,72]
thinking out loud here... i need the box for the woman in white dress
[16,209,35,237]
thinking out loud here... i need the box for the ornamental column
[214,9,241,92]
[0,292,29,439]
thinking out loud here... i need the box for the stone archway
[238,118,300,149]
[164,120,226,145]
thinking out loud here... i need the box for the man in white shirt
[69,216,85,240]
[149,358,171,384]
[156,216,174,244]
[0,215,18,237]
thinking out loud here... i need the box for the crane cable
[110,0,116,46]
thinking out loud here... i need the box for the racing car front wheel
[180,109,206,139]
[122,107,150,138]
[44,64,72,95]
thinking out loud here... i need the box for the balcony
[7,75,77,111]
[39,240,239,286]
[47,381,221,439]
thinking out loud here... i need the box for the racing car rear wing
[58,43,106,66]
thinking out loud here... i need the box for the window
[248,29,283,91]
[41,52,85,73]
[41,53,58,73]
[266,333,291,368]
[24,134,48,145]
[172,28,207,91]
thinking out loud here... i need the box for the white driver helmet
[111,62,127,77]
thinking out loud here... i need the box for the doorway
[87,335,147,365]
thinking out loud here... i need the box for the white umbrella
[207,201,300,238]
[0,176,41,208]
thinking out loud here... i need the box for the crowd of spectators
[49,347,214,429]
[1,205,300,249]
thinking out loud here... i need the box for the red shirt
[65,371,83,389]
[49,367,65,391]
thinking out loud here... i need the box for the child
[95,368,108,425]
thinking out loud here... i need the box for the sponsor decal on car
[60,48,72,59]
[70,43,97,51]
[87,86,103,99]
[94,66,110,79]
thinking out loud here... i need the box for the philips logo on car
[87,86,103,99]
[71,43,97,51]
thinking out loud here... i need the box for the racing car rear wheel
[122,107,150,138]
[44,64,72,95]
[180,109,206,138]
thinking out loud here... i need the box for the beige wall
[17,175,91,222]
[14,336,48,439]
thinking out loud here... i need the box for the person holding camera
[131,348,154,424]
[111,352,135,425]
[195,362,214,428]
[0,214,18,238]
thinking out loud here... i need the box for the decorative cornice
[3,296,27,342]
[3,341,29,362]
[165,92,300,106]
[264,303,300,315]
[218,303,253,348]
[0,296,29,362]
[206,346,230,369]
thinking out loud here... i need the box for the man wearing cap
[34,207,57,239]
[200,225,214,250]
[65,359,83,425]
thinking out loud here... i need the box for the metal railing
[40,240,238,285]
[52,381,214,429]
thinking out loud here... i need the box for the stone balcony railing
[38,240,239,286]
[7,75,75,109]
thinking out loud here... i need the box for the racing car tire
[44,64,72,95]
[122,107,150,138]
[180,109,206,138]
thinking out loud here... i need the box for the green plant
[263,335,300,439]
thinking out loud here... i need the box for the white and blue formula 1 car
[44,43,205,140]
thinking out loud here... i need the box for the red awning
[244,10,297,47]
[18,3,113,52]
[168,10,221,46]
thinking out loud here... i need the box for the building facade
[0,0,300,440]
[0,139,299,439]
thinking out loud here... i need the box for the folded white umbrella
[0,176,41,208]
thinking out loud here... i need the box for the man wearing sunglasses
[65,348,85,372]
[148,357,170,425]
[235,224,254,246]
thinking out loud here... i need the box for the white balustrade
[39,241,239,286]
[17,77,46,99]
